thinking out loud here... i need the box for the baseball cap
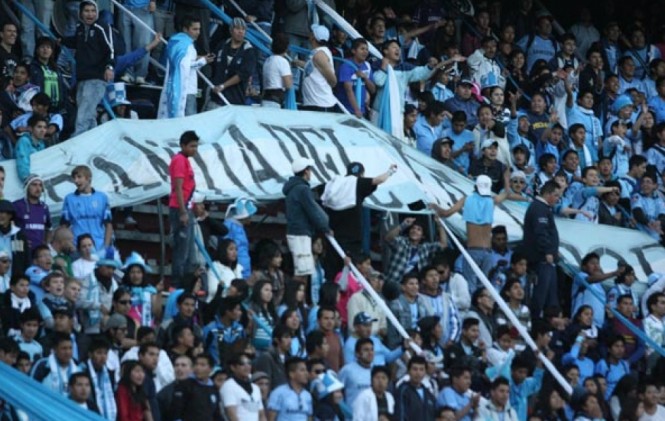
[105,314,128,330]
[459,79,474,86]
[311,24,330,42]
[0,200,14,215]
[353,312,378,326]
[475,175,493,196]
[292,157,314,173]
[510,170,527,181]
[0,250,11,261]
[481,139,499,150]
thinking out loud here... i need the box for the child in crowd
[430,67,454,103]
[603,120,631,177]
[594,335,630,399]
[632,173,665,241]
[597,156,615,184]
[496,279,531,351]
[568,166,621,223]
[37,272,70,330]
[606,264,639,315]
[0,275,35,337]
[122,252,163,327]
[8,92,63,145]
[572,253,625,328]
[446,111,475,174]
[25,244,53,300]
[510,145,535,193]
[568,124,595,171]
[13,308,42,362]
[14,114,47,182]
[486,325,515,367]
[534,153,557,193]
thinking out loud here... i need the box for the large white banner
[5,106,664,284]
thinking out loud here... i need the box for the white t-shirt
[263,55,292,91]
[302,46,337,107]
[185,45,206,95]
[640,405,665,421]
[220,377,264,421]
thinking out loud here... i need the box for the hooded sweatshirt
[282,176,329,236]
[62,0,115,81]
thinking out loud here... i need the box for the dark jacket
[443,95,480,128]
[143,369,161,421]
[29,61,69,112]
[0,290,36,335]
[519,198,559,265]
[170,377,221,421]
[394,382,437,421]
[1,225,30,279]
[254,347,287,388]
[62,9,114,82]
[282,176,330,236]
[210,39,257,105]
[157,381,177,421]
[39,331,90,363]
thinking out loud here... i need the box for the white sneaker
[120,74,134,84]
[124,216,138,225]
[135,76,147,85]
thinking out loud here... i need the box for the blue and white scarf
[47,353,78,397]
[88,360,116,421]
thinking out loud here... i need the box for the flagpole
[434,214,573,395]
[325,234,423,354]
[108,0,230,106]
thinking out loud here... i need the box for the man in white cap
[302,24,339,112]
[209,17,257,107]
[282,156,331,280]
[431,175,507,293]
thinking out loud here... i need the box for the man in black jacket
[519,179,561,318]
[0,200,29,279]
[171,354,222,421]
[395,356,437,420]
[62,0,115,136]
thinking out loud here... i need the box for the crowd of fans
[3,0,665,420]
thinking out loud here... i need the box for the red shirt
[169,152,195,209]
[116,384,145,421]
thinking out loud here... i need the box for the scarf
[88,360,117,421]
[47,353,77,396]
[570,141,593,171]
[233,375,254,395]
[11,293,31,312]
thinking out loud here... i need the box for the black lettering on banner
[228,124,287,187]
[91,157,140,192]
[289,127,333,180]
[319,128,350,170]
[43,174,74,203]
[191,153,223,196]
[121,136,170,180]
[211,143,253,196]
[260,124,308,167]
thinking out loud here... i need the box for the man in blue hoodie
[282,157,331,279]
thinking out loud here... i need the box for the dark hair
[136,327,155,342]
[407,355,427,370]
[249,280,278,320]
[581,252,600,267]
[317,306,335,320]
[281,281,306,318]
[491,376,510,390]
[317,282,340,307]
[371,365,390,379]
[355,337,373,354]
[52,332,73,348]
[381,39,400,53]
[285,357,307,374]
[647,292,665,314]
[176,292,197,306]
[581,165,598,179]
[68,372,91,388]
[19,308,41,324]
[30,92,51,107]
[181,15,201,31]
[0,338,19,355]
[471,287,489,308]
[255,240,282,271]
[193,354,214,368]
[351,37,368,50]
[540,180,561,196]
[271,33,290,54]
[616,294,633,306]
[76,233,95,251]
[451,110,468,123]
[449,365,471,378]
[171,324,193,347]
[629,154,648,170]
[462,317,479,330]
[119,360,149,405]
[179,130,199,145]
[568,123,586,136]
[31,245,50,260]
[138,341,160,356]
[88,338,111,353]
[216,239,238,270]
[27,113,48,129]
[305,330,325,354]
[511,355,530,371]
[425,100,446,118]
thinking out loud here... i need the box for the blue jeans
[74,79,106,136]
[169,207,195,286]
[185,95,197,116]
[20,0,54,59]
[462,248,494,294]
[119,7,154,78]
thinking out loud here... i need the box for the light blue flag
[377,65,403,137]
[284,87,297,110]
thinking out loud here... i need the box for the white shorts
[287,235,314,276]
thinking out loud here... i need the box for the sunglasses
[313,369,324,374]
[117,300,131,305]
